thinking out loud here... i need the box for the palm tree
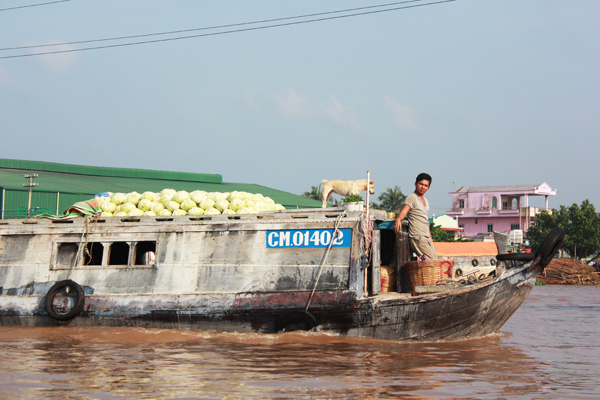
[302,185,322,201]
[369,201,381,209]
[377,186,406,213]
[302,185,340,207]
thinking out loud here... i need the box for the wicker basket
[406,259,454,296]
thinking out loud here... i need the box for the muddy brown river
[0,285,598,399]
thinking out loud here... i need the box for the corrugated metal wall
[1,188,94,219]
[57,192,93,215]
[2,189,27,219]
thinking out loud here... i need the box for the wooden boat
[0,208,564,340]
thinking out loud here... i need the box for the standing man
[393,173,437,259]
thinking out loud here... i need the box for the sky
[1,0,598,215]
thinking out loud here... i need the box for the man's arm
[393,204,411,235]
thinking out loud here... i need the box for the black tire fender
[535,227,566,269]
[496,253,535,262]
[276,310,317,332]
[471,259,479,267]
[455,268,463,277]
[490,258,496,266]
[45,280,85,321]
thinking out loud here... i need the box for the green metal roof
[0,158,222,184]
[0,158,321,209]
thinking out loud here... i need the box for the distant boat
[0,208,563,340]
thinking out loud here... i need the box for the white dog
[321,179,375,208]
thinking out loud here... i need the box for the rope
[68,213,100,280]
[305,211,346,311]
[357,210,374,297]
[358,209,374,263]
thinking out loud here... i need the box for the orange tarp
[434,242,498,257]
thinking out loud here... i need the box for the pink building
[446,183,556,239]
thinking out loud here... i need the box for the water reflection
[0,326,545,400]
[1,286,598,399]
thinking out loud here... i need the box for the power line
[1,0,423,52]
[0,0,70,12]
[0,0,456,60]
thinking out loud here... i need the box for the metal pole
[23,174,38,218]
[366,170,370,215]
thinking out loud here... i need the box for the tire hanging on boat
[275,310,317,332]
[471,259,479,267]
[496,253,535,262]
[535,227,566,270]
[44,280,85,321]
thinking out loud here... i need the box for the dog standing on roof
[321,179,375,208]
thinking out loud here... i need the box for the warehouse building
[0,158,320,219]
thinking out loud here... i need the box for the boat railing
[0,207,387,230]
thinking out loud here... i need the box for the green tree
[529,200,600,259]
[563,200,600,259]
[302,185,339,207]
[430,222,456,242]
[527,210,557,252]
[302,185,322,201]
[376,186,406,213]
[369,201,381,209]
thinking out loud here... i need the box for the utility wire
[0,0,455,60]
[1,0,422,51]
[0,0,70,12]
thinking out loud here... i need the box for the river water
[0,285,598,400]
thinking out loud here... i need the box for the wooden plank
[371,229,381,295]
[396,222,411,293]
[414,284,460,295]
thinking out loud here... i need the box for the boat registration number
[266,229,352,249]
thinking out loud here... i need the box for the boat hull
[0,261,539,341]
[1,212,562,341]
[364,262,538,340]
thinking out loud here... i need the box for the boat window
[134,241,157,266]
[83,242,103,266]
[55,240,157,268]
[56,243,78,267]
[108,242,130,266]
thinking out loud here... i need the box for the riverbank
[536,257,600,285]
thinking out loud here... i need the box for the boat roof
[451,183,555,196]
[434,242,499,257]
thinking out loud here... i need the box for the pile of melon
[99,189,285,217]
